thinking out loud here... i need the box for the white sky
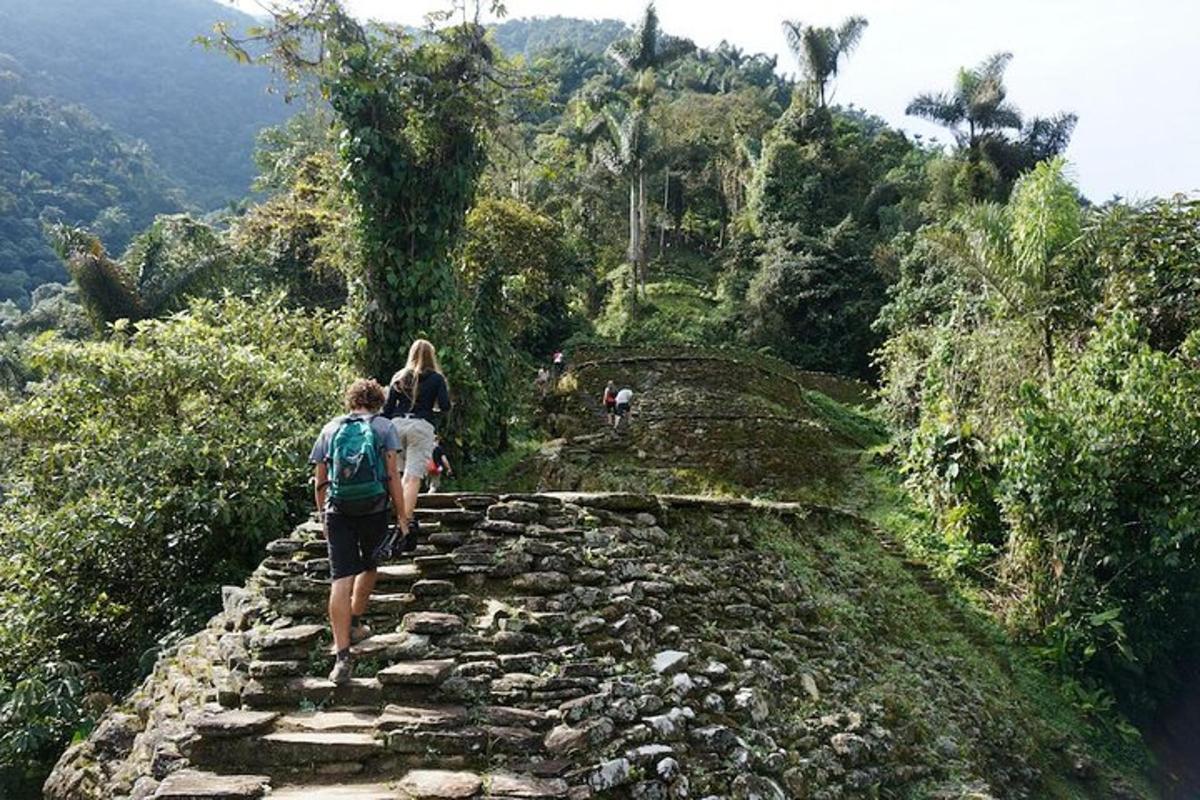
[226,0,1200,202]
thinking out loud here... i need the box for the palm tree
[929,157,1081,376]
[604,3,693,295]
[49,216,230,332]
[586,105,653,298]
[781,16,868,107]
[906,52,1023,154]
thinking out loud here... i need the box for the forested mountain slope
[0,0,289,209]
[0,90,183,304]
[45,350,1155,800]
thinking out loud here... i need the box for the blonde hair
[391,339,444,408]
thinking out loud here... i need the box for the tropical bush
[878,161,1200,721]
[999,316,1200,714]
[0,295,348,788]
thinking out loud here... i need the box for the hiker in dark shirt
[384,339,452,534]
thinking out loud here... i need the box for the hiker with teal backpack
[310,378,408,685]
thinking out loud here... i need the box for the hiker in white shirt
[613,387,633,430]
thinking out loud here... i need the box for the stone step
[268,784,396,800]
[242,677,428,710]
[376,659,455,686]
[191,731,386,775]
[415,493,466,510]
[376,563,422,588]
[376,703,468,732]
[153,770,269,799]
[191,710,279,739]
[255,731,384,764]
[414,508,486,527]
[274,710,378,734]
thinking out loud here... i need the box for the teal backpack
[328,415,387,514]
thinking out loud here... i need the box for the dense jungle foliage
[0,1,1197,796]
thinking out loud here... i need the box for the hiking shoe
[328,657,352,685]
[350,622,373,645]
[402,519,421,553]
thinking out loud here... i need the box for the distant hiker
[535,366,550,397]
[384,339,452,536]
[426,435,453,493]
[310,378,407,685]
[614,387,634,430]
[602,381,618,425]
[551,350,565,380]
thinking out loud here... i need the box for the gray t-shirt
[310,413,399,513]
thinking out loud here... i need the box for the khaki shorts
[391,417,436,479]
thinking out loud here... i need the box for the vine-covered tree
[209,0,503,381]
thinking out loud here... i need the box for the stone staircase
[77,490,818,800]
[46,487,1143,800]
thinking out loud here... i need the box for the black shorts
[615,402,630,416]
[325,509,387,580]
[604,400,616,412]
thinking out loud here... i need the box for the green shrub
[998,314,1200,716]
[0,294,348,788]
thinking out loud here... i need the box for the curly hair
[343,378,385,412]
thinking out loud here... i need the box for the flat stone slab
[412,579,456,597]
[652,649,689,675]
[251,624,324,651]
[397,769,482,799]
[259,731,383,762]
[376,563,422,585]
[377,703,468,732]
[191,710,278,738]
[352,631,430,659]
[481,706,550,730]
[275,710,377,733]
[241,677,382,709]
[510,572,570,594]
[154,770,269,798]
[377,659,455,686]
[270,785,396,800]
[416,508,485,525]
[486,772,569,798]
[403,611,465,635]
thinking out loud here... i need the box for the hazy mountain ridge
[0,0,288,208]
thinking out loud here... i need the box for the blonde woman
[383,339,451,548]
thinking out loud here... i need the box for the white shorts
[391,417,436,479]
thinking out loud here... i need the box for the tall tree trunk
[638,165,648,297]
[633,175,643,303]
[1042,322,1055,377]
[659,168,669,256]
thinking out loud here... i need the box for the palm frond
[905,91,964,127]
[1009,157,1081,288]
[834,16,869,66]
[781,20,806,62]
[985,103,1023,132]
[1021,112,1078,159]
[606,38,637,72]
[978,51,1013,82]
[47,224,142,328]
